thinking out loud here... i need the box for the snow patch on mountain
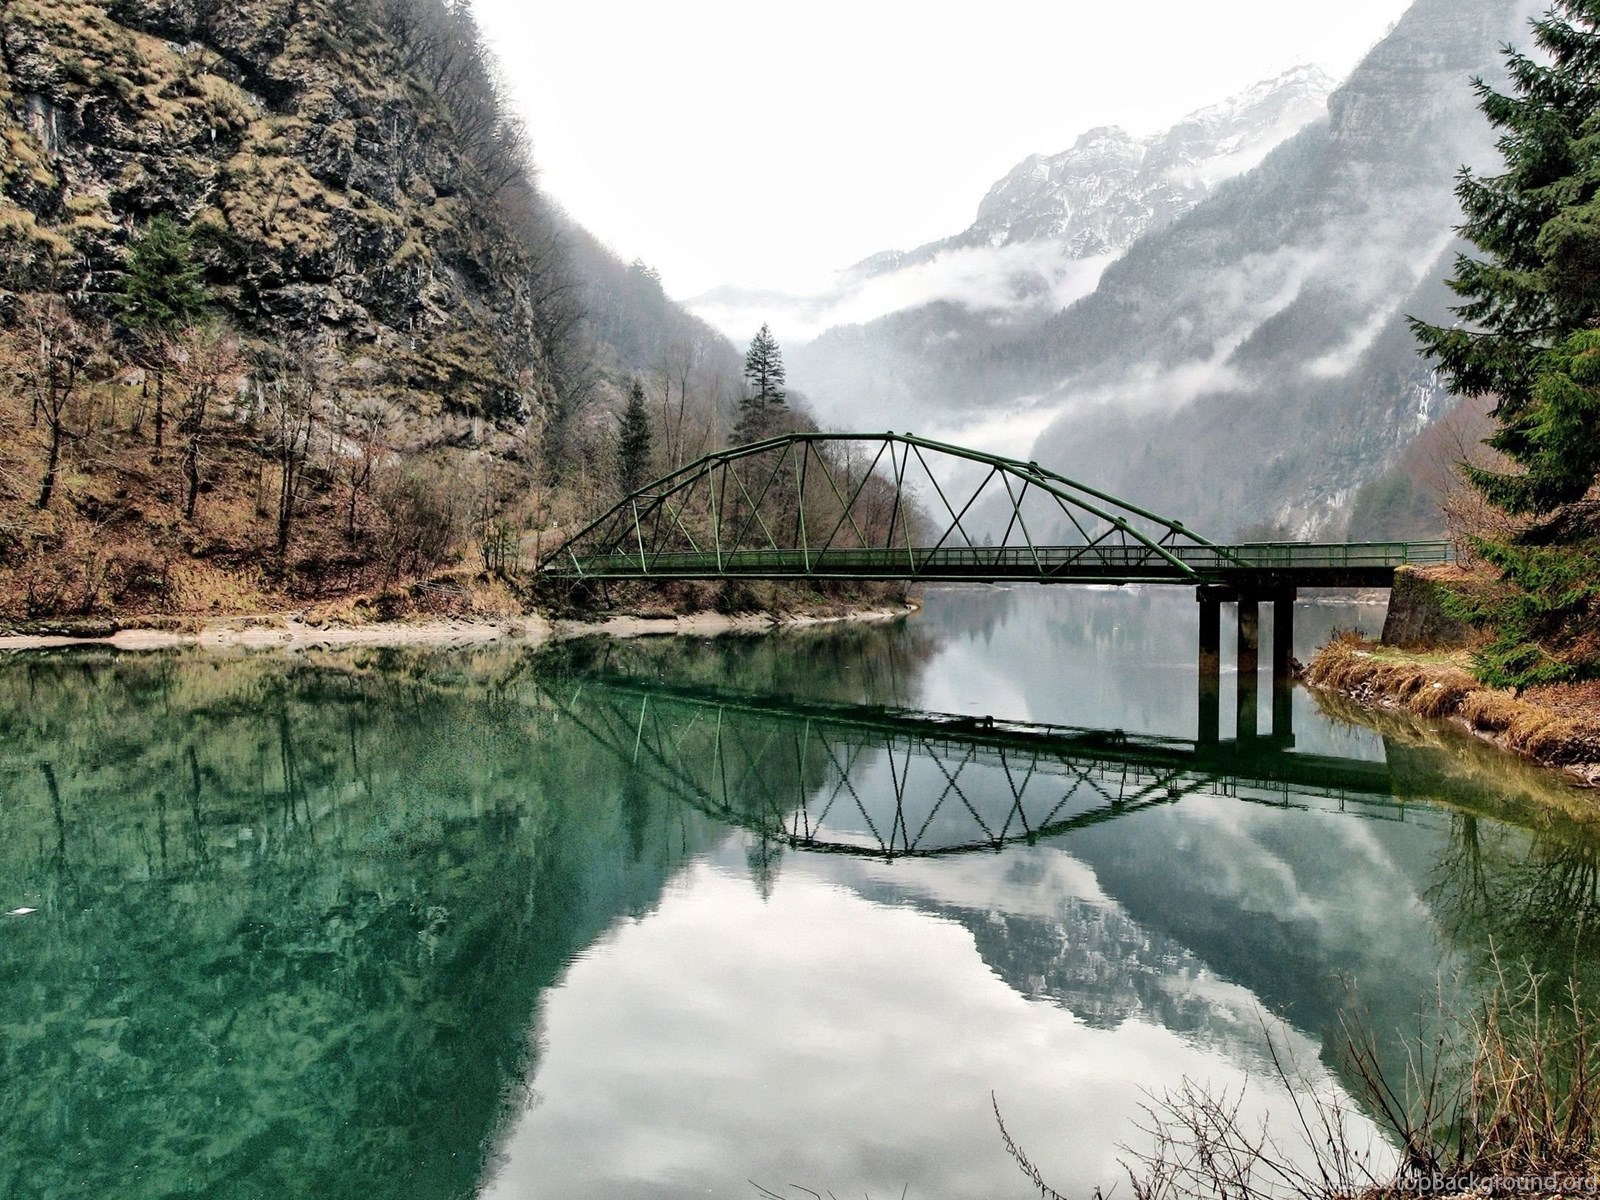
[947,64,1335,259]
[688,66,1335,346]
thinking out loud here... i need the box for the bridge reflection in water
[541,675,1404,861]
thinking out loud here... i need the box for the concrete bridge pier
[1270,587,1297,747]
[1196,586,1297,745]
[1197,586,1223,745]
[1237,596,1260,742]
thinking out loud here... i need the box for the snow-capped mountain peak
[687,65,1335,344]
[955,65,1337,261]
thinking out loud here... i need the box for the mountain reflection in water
[0,589,1597,1199]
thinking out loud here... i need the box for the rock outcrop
[0,0,556,419]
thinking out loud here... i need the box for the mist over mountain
[691,66,1333,347]
[780,0,1535,538]
[896,64,1337,265]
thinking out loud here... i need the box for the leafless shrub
[1413,396,1527,566]
[998,965,1600,1200]
[376,461,465,581]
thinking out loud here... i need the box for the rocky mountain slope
[0,0,567,418]
[892,64,1335,266]
[695,67,1332,348]
[785,0,1536,539]
[0,0,745,619]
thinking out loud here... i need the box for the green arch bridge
[540,432,1450,744]
[540,431,1449,588]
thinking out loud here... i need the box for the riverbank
[0,598,921,654]
[1306,640,1600,786]
[1304,564,1600,785]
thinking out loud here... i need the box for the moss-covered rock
[1380,564,1503,650]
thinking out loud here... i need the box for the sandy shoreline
[0,603,919,654]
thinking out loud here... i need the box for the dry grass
[1308,642,1600,777]
[1307,642,1480,720]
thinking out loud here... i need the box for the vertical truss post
[710,466,724,572]
[631,500,647,573]
[794,442,810,570]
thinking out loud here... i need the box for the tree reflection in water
[3,625,1600,1199]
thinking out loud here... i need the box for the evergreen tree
[1412,1,1600,685]
[115,216,212,462]
[1413,1,1600,515]
[617,378,654,495]
[117,215,211,335]
[735,323,786,442]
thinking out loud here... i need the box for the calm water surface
[3,586,1598,1199]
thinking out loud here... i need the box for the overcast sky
[473,1,1416,299]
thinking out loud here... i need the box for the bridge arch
[542,431,1231,584]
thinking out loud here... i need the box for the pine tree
[117,215,211,335]
[735,323,786,442]
[617,378,654,496]
[115,216,212,463]
[1413,2,1600,516]
[1411,1,1600,685]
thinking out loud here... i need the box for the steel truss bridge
[540,432,1450,590]
[540,432,1452,743]
[540,675,1409,861]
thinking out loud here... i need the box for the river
[2,586,1597,1199]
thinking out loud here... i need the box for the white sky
[473,0,1416,299]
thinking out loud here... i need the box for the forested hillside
[0,0,753,621]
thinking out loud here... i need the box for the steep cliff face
[787,0,1535,538]
[0,0,554,419]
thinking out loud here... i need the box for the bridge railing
[550,540,1453,579]
[1185,541,1455,570]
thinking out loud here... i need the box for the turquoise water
[1,587,1595,1198]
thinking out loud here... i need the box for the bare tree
[11,295,101,510]
[469,455,520,574]
[170,324,244,521]
[656,337,708,470]
[329,391,393,542]
[260,345,323,561]
[1413,395,1525,564]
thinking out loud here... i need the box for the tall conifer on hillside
[118,216,210,333]
[115,215,212,463]
[735,323,786,442]
[617,378,654,496]
[1412,1,1600,686]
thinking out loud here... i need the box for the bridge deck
[545,541,1452,587]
